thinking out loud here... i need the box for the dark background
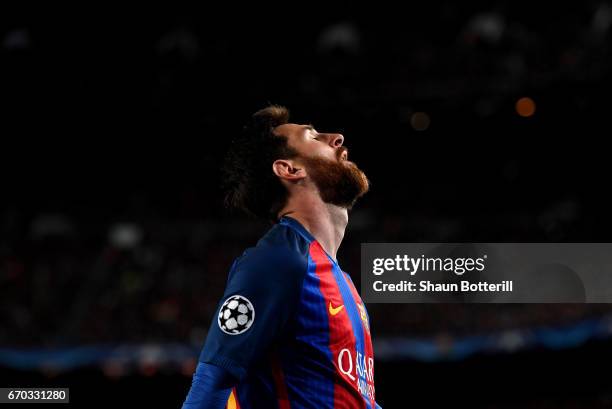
[2,4,612,408]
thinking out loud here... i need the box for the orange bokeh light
[516,97,536,117]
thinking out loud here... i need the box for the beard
[300,149,370,209]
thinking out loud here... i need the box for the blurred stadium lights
[410,111,431,131]
[515,96,536,117]
[180,357,197,377]
[102,359,127,380]
[2,314,612,372]
[108,223,143,249]
[316,21,362,55]
[2,28,30,50]
[30,214,75,240]
[157,27,199,60]
[463,12,505,45]
[591,3,612,38]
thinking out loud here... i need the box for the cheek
[310,145,336,161]
[295,139,337,161]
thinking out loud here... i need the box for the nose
[329,133,344,148]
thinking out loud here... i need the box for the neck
[279,194,348,261]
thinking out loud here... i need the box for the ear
[272,159,306,182]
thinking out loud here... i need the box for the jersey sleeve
[181,362,233,409]
[199,245,307,381]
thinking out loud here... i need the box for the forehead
[274,123,310,139]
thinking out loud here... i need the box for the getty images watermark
[361,243,612,303]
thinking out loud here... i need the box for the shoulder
[227,222,312,289]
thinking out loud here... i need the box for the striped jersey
[199,216,377,409]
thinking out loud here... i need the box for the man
[182,105,380,408]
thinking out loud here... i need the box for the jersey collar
[279,216,340,265]
[278,216,315,243]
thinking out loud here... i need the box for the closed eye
[304,125,318,137]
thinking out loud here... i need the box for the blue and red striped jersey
[199,216,378,409]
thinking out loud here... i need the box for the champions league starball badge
[218,295,255,335]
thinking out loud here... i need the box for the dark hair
[222,105,298,221]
